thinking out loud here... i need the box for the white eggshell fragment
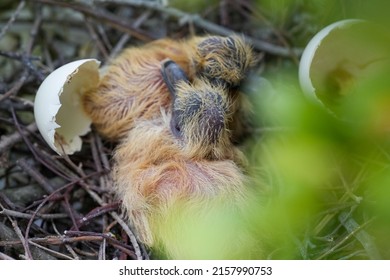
[299,19,390,109]
[34,59,101,155]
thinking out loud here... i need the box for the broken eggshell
[34,59,101,155]
[299,19,390,111]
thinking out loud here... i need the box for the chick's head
[171,79,233,159]
[161,60,234,160]
[195,35,255,88]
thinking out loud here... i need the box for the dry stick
[18,180,87,259]
[0,203,31,259]
[9,108,70,182]
[86,133,111,254]
[0,5,44,100]
[0,51,41,62]
[109,10,152,59]
[51,220,80,260]
[38,134,142,258]
[9,96,34,109]
[0,208,68,220]
[34,149,77,181]
[84,16,110,60]
[246,2,300,64]
[15,148,97,252]
[1,194,138,259]
[20,137,142,259]
[0,192,19,212]
[24,7,46,82]
[219,0,229,27]
[73,246,99,258]
[0,122,37,155]
[65,230,137,259]
[95,135,111,171]
[99,238,107,260]
[10,218,33,259]
[28,240,74,260]
[0,70,29,102]
[0,234,102,247]
[62,194,80,231]
[0,0,26,40]
[62,152,88,179]
[0,251,15,260]
[94,0,302,57]
[17,158,59,195]
[80,183,143,260]
[97,23,114,52]
[25,5,43,54]
[90,133,111,210]
[90,134,104,175]
[11,106,84,185]
[30,0,155,42]
[18,159,104,235]
[71,202,121,231]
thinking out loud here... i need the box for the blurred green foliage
[247,64,390,259]
[254,0,390,25]
[251,0,390,47]
[248,0,390,260]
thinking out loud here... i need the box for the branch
[30,0,156,42]
[92,0,303,57]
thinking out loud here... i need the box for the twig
[219,0,229,26]
[98,238,107,260]
[62,193,80,231]
[94,132,111,171]
[0,234,101,246]
[0,204,33,260]
[0,96,34,110]
[71,202,121,230]
[109,10,152,59]
[84,16,110,60]
[30,0,155,42]
[80,183,144,260]
[65,230,137,259]
[0,0,26,40]
[0,208,68,220]
[0,70,29,102]
[92,0,302,57]
[17,158,58,195]
[28,240,74,260]
[25,4,43,54]
[0,51,41,62]
[0,122,37,156]
[0,232,138,259]
[51,220,81,259]
[10,219,33,259]
[0,251,15,260]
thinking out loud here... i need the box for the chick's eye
[174,124,181,133]
[170,117,182,138]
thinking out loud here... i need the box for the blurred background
[1,0,390,259]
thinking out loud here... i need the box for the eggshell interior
[299,19,389,109]
[34,59,100,155]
